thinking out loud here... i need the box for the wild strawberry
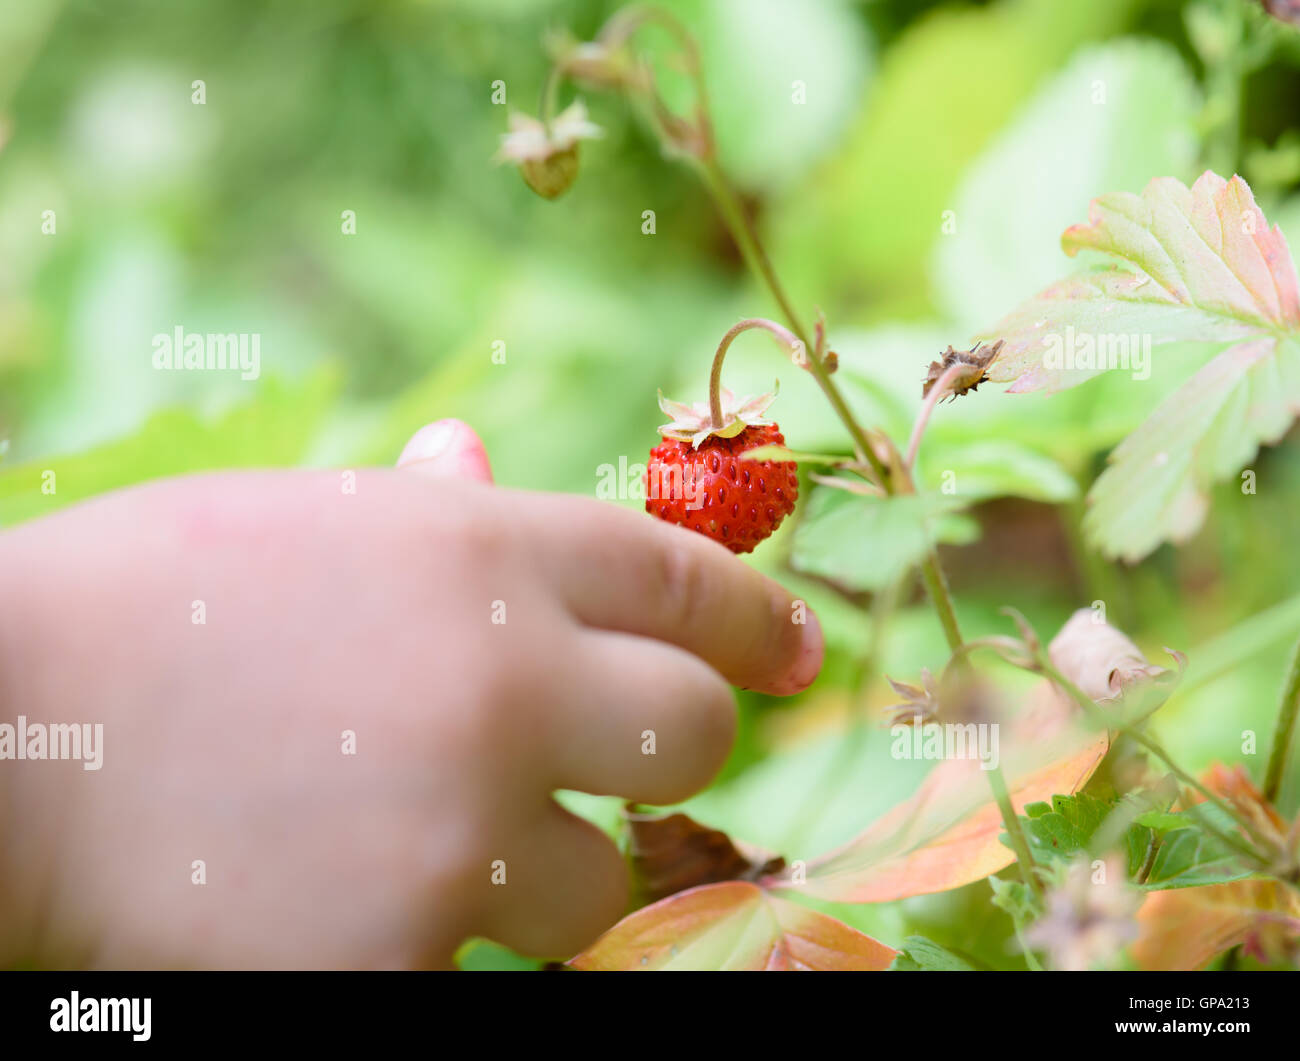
[644,387,798,554]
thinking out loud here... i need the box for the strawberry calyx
[656,383,780,448]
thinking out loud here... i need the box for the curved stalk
[694,158,890,482]
[707,318,801,429]
[906,361,967,470]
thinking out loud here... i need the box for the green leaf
[678,0,873,192]
[1006,792,1151,878]
[889,935,976,972]
[740,445,851,465]
[1138,803,1257,890]
[989,875,1037,924]
[1084,335,1300,561]
[790,487,975,592]
[919,439,1079,504]
[771,0,1139,315]
[0,371,338,526]
[1001,792,1256,891]
[1133,810,1195,834]
[454,938,543,971]
[1141,828,1252,889]
[978,171,1300,561]
[936,40,1200,334]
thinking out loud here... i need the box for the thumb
[396,419,494,482]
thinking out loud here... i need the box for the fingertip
[769,607,824,697]
[397,419,494,482]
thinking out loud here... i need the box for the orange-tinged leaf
[568,882,896,971]
[1132,762,1300,969]
[766,610,1180,903]
[1132,878,1300,970]
[769,725,1108,903]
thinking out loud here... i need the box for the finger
[397,419,494,482]
[515,494,823,696]
[476,801,627,960]
[546,630,736,805]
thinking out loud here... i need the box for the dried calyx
[656,385,780,448]
[922,339,1004,400]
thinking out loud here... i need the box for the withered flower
[922,339,1004,400]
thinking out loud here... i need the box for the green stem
[1016,926,1045,972]
[697,158,808,339]
[695,157,889,488]
[920,552,963,655]
[1135,833,1160,885]
[606,8,970,660]
[698,153,969,656]
[988,764,1044,900]
[541,63,562,127]
[1264,634,1300,806]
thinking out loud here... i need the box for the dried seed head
[922,339,1004,400]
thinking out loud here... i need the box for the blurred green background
[3,0,1300,967]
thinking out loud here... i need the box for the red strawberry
[644,388,799,554]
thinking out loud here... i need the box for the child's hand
[0,421,822,968]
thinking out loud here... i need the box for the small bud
[495,101,602,201]
[546,31,631,90]
[521,146,579,200]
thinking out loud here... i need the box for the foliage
[4,0,1300,971]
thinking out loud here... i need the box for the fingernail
[397,420,458,466]
[781,610,824,694]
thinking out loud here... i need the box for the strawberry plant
[498,2,1300,972]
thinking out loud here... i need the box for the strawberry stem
[576,4,967,654]
[698,152,965,653]
[695,158,892,483]
[708,318,801,429]
[540,64,562,128]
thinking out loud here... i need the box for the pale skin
[0,420,822,969]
